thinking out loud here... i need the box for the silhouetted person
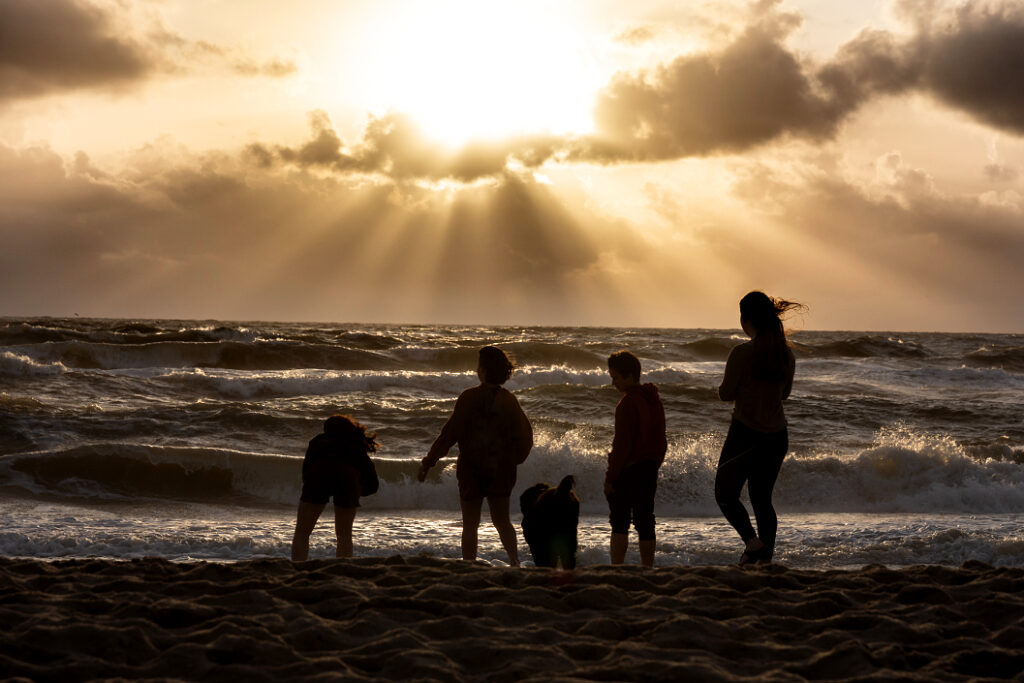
[418,346,533,566]
[716,291,803,566]
[605,350,667,567]
[292,414,379,561]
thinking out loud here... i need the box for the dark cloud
[984,162,1019,182]
[0,0,295,102]
[253,110,560,182]
[816,29,920,111]
[820,1,1024,136]
[910,2,1024,134]
[580,25,841,161]
[0,0,151,99]
[574,0,1024,163]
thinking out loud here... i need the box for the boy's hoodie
[606,383,668,483]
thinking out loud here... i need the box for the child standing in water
[418,346,533,566]
[716,291,803,566]
[291,414,379,561]
[605,350,667,567]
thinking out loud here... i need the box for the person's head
[324,414,379,453]
[738,291,805,380]
[607,350,641,391]
[477,345,514,385]
[740,291,782,337]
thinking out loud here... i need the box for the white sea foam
[157,368,475,399]
[146,365,705,401]
[5,427,1023,516]
[0,350,66,376]
[781,426,1024,514]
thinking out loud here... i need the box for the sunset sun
[350,1,600,146]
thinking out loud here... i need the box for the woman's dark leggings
[714,420,788,559]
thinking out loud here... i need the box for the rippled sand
[2,556,1023,681]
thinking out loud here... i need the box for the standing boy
[605,351,667,567]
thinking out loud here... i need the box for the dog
[519,475,580,569]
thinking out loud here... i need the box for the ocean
[1,319,1021,568]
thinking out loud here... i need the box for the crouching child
[291,414,380,561]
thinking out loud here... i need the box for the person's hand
[417,460,431,482]
[603,480,614,496]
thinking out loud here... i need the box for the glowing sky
[2,0,1023,331]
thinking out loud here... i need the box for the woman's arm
[718,346,743,401]
[781,348,795,400]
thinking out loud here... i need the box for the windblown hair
[479,345,515,384]
[324,414,379,454]
[607,350,642,381]
[739,291,806,383]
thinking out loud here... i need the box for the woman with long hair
[716,291,804,566]
[418,346,533,566]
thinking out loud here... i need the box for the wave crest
[965,344,1024,372]
[795,336,930,359]
[0,351,66,376]
[4,427,1021,515]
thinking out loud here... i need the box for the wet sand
[2,556,1023,681]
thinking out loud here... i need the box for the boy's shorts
[605,460,659,540]
[300,462,361,507]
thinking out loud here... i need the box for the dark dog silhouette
[519,475,579,569]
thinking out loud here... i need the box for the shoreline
[4,555,1023,681]
[4,503,1021,567]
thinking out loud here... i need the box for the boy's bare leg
[487,496,519,567]
[639,539,655,567]
[460,497,484,561]
[334,506,357,558]
[610,532,628,564]
[291,502,326,561]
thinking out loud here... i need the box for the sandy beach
[2,556,1023,681]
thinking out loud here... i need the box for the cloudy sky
[2,0,1023,331]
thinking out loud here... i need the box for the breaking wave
[4,428,1021,515]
